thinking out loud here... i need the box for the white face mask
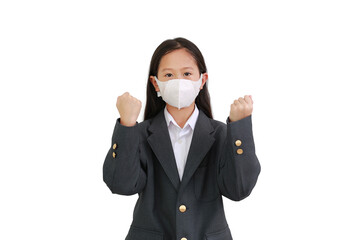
[154,74,203,110]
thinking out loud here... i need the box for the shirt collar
[164,104,199,130]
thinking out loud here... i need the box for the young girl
[103,37,261,240]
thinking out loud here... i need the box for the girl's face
[150,48,208,92]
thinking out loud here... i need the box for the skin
[116,48,253,127]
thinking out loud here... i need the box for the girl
[103,37,261,240]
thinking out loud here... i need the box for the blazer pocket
[125,225,164,240]
[194,166,220,202]
[205,225,233,240]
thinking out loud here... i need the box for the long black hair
[144,37,213,120]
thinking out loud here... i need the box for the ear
[149,76,160,92]
[200,73,208,90]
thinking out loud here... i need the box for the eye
[184,72,192,77]
[165,73,173,78]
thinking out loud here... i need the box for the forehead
[158,48,197,71]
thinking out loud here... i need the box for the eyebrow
[160,67,194,72]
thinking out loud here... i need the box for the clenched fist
[229,95,253,122]
[116,92,142,127]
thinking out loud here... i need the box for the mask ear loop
[199,73,203,90]
[154,76,162,97]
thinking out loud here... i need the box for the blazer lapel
[147,109,216,194]
[179,110,215,195]
[147,111,181,192]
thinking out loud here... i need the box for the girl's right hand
[116,92,142,127]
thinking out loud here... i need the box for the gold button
[179,205,186,213]
[181,238,187,240]
[235,140,242,146]
[236,149,243,155]
[112,143,117,149]
[112,152,116,158]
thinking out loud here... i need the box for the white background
[1,0,359,239]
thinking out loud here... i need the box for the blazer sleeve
[217,114,261,201]
[103,118,147,195]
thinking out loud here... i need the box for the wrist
[120,118,137,127]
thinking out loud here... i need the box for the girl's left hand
[229,95,253,122]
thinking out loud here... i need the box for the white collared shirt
[164,105,199,181]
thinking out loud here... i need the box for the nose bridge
[174,71,183,79]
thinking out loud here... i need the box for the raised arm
[103,92,146,195]
[217,95,261,201]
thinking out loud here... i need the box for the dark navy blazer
[103,109,261,240]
